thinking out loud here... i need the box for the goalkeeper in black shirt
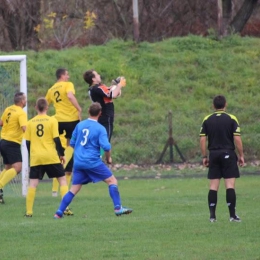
[83,69,126,142]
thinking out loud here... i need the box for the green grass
[1,35,260,164]
[1,175,260,260]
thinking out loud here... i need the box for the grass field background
[1,35,260,164]
[1,34,260,259]
[1,174,260,260]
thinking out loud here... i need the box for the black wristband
[202,156,207,159]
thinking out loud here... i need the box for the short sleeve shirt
[200,111,241,150]
[45,81,79,122]
[1,105,27,144]
[25,115,61,166]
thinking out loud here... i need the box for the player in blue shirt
[54,102,132,218]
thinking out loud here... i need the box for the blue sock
[56,191,75,216]
[109,184,121,209]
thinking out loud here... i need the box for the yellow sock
[0,168,17,189]
[63,146,74,169]
[66,174,72,187]
[52,178,59,192]
[26,187,36,215]
[0,169,6,182]
[60,185,68,199]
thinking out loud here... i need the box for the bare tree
[230,0,259,33]
[0,0,41,50]
[220,0,259,36]
[0,0,259,51]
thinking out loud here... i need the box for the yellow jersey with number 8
[25,115,61,166]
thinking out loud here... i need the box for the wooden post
[133,0,140,42]
[156,111,185,164]
[217,0,223,38]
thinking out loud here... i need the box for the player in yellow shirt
[0,92,27,204]
[24,97,68,217]
[45,68,82,168]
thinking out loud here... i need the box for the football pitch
[1,175,260,260]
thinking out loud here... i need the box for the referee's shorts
[208,149,240,179]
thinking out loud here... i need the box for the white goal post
[0,55,28,196]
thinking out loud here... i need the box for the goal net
[0,55,28,197]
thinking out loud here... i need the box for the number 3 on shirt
[80,129,89,146]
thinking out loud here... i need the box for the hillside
[1,35,260,164]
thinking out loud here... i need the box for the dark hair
[56,68,67,79]
[213,95,226,109]
[89,102,102,116]
[14,92,25,104]
[36,97,48,112]
[83,69,94,85]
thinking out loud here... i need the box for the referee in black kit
[199,95,244,223]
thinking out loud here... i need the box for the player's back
[46,81,78,122]
[71,119,111,169]
[1,104,27,144]
[26,115,61,166]
[201,111,238,150]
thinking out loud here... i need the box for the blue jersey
[70,118,111,169]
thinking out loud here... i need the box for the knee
[106,175,117,186]
[13,163,22,173]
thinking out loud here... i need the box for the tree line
[0,0,259,51]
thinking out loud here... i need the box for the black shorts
[29,164,65,180]
[98,116,114,141]
[0,139,22,165]
[58,120,79,139]
[208,150,240,179]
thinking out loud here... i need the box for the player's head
[213,95,226,110]
[56,68,69,81]
[14,92,27,108]
[36,97,48,113]
[89,102,102,117]
[83,70,101,85]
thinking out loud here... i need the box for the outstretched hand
[119,77,126,87]
[112,76,126,87]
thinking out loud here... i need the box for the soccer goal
[0,55,28,196]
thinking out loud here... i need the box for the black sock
[226,188,236,218]
[208,190,217,219]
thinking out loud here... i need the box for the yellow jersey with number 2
[45,81,79,122]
